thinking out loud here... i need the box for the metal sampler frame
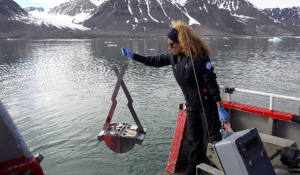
[104,64,144,132]
[98,64,146,153]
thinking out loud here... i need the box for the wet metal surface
[98,122,146,153]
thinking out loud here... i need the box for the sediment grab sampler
[97,64,146,153]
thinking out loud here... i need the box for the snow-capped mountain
[26,0,95,31]
[48,0,96,16]
[0,0,90,38]
[28,9,90,31]
[184,0,290,35]
[85,0,192,32]
[25,7,45,13]
[1,0,299,38]
[263,7,300,26]
[84,0,293,35]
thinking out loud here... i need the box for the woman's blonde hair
[172,21,211,60]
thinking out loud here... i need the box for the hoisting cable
[183,27,211,139]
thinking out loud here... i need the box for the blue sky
[13,0,68,8]
[13,0,300,9]
[14,0,46,7]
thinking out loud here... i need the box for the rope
[183,27,211,138]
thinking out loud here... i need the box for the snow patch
[145,0,159,23]
[171,1,201,26]
[157,0,170,20]
[138,4,143,14]
[90,0,107,7]
[131,24,138,31]
[231,13,254,25]
[26,10,90,31]
[208,0,240,12]
[231,14,255,20]
[183,7,201,25]
[203,4,208,13]
[178,0,187,6]
[128,0,133,15]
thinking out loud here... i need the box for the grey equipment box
[215,128,276,175]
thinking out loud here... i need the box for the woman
[121,21,228,175]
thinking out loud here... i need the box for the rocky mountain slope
[0,0,29,33]
[1,0,299,38]
[49,0,96,16]
[263,7,300,26]
[84,0,294,35]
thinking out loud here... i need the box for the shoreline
[0,28,299,40]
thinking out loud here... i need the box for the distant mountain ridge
[24,7,45,13]
[84,0,294,35]
[0,0,91,38]
[1,0,300,38]
[48,0,97,16]
[263,7,300,26]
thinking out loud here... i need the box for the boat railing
[220,86,300,111]
[219,86,300,146]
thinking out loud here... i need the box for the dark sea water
[0,36,299,175]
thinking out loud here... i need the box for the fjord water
[0,37,299,175]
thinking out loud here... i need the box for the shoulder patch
[206,61,212,70]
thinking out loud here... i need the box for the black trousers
[186,101,221,175]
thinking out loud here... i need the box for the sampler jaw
[98,123,146,153]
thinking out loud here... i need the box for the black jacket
[132,53,221,110]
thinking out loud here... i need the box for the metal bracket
[223,87,235,94]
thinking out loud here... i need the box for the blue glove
[121,46,133,58]
[218,107,229,123]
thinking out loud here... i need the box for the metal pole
[269,95,274,110]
